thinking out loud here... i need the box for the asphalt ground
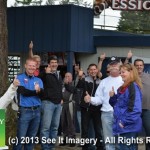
[35,143,144,150]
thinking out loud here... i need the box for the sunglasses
[106,71,110,73]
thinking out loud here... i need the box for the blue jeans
[77,110,81,133]
[142,109,150,150]
[101,111,115,150]
[40,101,62,150]
[13,107,41,150]
[117,132,138,150]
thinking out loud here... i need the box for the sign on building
[112,0,150,10]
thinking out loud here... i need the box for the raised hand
[109,86,115,97]
[78,68,84,78]
[127,50,133,59]
[97,71,102,79]
[100,53,106,61]
[84,91,91,103]
[13,75,20,87]
[29,41,33,49]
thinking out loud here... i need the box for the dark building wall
[94,35,150,47]
[7,5,94,53]
[70,6,94,52]
[93,29,150,47]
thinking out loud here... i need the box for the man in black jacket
[40,55,63,150]
[78,63,104,150]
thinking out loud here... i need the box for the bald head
[65,72,73,83]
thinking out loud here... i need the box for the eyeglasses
[106,71,110,73]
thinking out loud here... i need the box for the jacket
[109,82,142,135]
[17,72,43,107]
[41,71,63,104]
[73,76,84,111]
[78,75,101,111]
[62,82,74,103]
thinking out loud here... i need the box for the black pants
[81,108,104,150]
[61,103,76,138]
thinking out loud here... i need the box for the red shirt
[34,69,40,76]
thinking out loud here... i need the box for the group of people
[84,55,150,150]
[14,55,63,150]
[0,43,150,150]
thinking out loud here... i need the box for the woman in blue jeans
[109,63,142,150]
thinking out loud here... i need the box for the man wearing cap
[84,56,123,150]
[40,55,63,150]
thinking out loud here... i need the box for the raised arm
[29,41,34,58]
[97,53,105,72]
[124,50,133,64]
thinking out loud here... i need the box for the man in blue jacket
[13,58,43,150]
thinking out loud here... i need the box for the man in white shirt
[84,56,123,150]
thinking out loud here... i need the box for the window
[8,55,20,82]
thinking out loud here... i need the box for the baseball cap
[109,56,120,65]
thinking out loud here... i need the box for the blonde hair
[26,58,37,64]
[33,55,41,59]
[120,63,142,89]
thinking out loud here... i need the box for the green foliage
[16,0,33,5]
[59,0,92,7]
[15,0,92,7]
[16,0,42,5]
[118,10,150,34]
[46,0,55,5]
[59,0,70,5]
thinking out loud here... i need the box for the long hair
[120,63,142,90]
